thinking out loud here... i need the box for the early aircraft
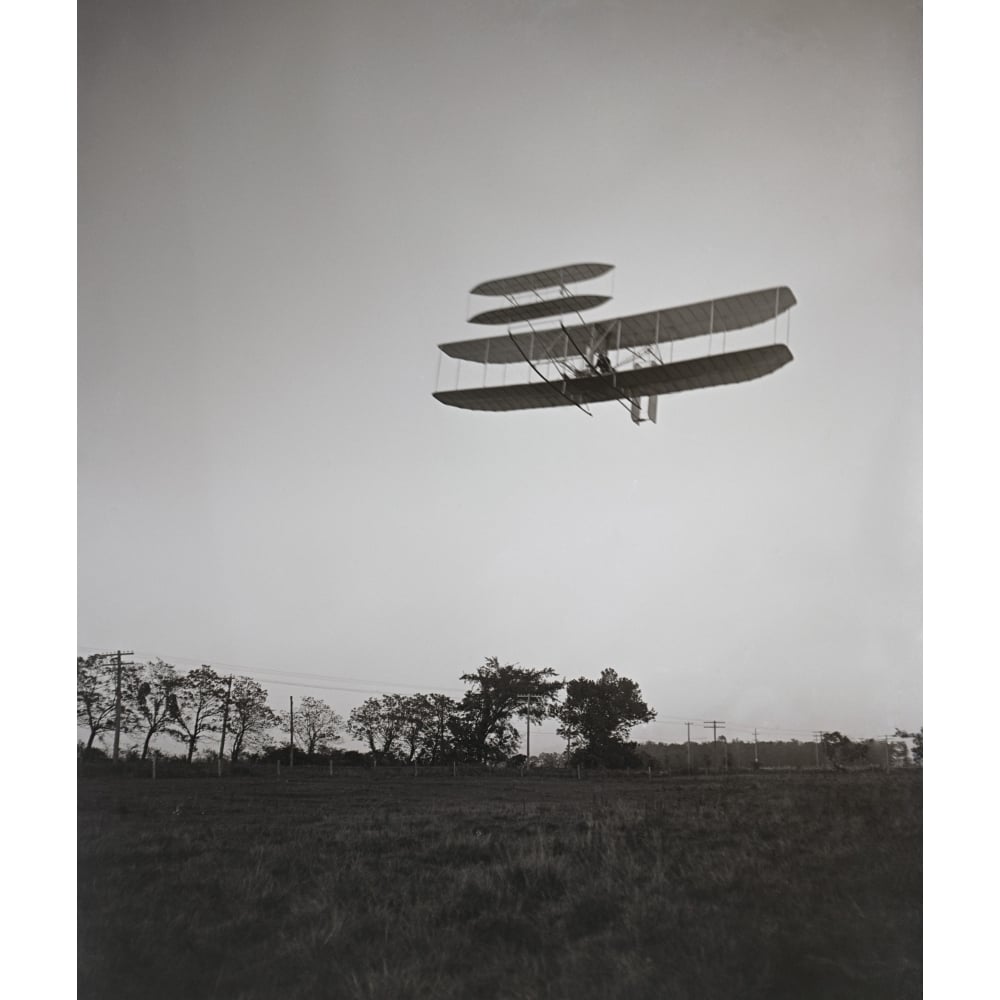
[433,263,796,424]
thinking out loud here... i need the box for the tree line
[77,656,658,767]
[79,654,922,770]
[640,727,923,772]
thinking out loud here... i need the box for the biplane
[432,263,796,424]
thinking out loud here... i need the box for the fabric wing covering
[439,286,796,364]
[468,294,611,326]
[470,263,614,297]
[433,344,793,412]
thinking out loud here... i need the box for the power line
[77,648,821,734]
[78,645,899,747]
[629,714,820,736]
[78,644,468,696]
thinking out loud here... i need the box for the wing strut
[506,333,592,417]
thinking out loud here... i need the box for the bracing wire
[506,331,592,416]
[560,315,639,417]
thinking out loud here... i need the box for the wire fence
[77,756,915,783]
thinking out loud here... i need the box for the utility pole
[289,696,294,768]
[813,732,823,769]
[685,721,693,773]
[516,691,532,766]
[103,650,134,763]
[703,720,726,772]
[517,692,534,769]
[563,676,571,760]
[526,691,531,763]
[437,696,445,766]
[217,674,233,777]
[753,728,759,768]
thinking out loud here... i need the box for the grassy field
[78,768,921,999]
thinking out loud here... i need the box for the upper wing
[440,286,796,364]
[433,344,793,412]
[470,263,614,297]
[468,294,611,326]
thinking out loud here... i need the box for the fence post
[277,759,281,778]
[329,759,333,777]
[152,753,156,781]
[453,761,457,778]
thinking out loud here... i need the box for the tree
[129,659,183,759]
[417,693,459,764]
[347,694,408,761]
[895,727,923,765]
[77,655,132,750]
[282,696,343,757]
[557,668,657,767]
[227,676,279,761]
[393,694,459,763]
[344,693,454,764]
[402,694,458,764]
[169,665,226,762]
[820,731,871,769]
[449,657,563,763]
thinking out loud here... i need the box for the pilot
[595,352,613,375]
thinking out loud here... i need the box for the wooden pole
[526,691,531,766]
[217,674,232,777]
[112,651,123,763]
[108,650,134,764]
[288,696,294,768]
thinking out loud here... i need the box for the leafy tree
[227,676,279,761]
[380,693,463,764]
[415,693,459,763]
[282,696,343,757]
[347,694,408,761]
[129,659,183,759]
[169,665,226,762]
[77,655,134,750]
[449,657,562,763]
[820,731,871,769]
[557,668,657,767]
[345,693,455,763]
[895,727,923,765]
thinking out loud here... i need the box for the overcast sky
[78,0,921,753]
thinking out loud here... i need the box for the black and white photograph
[65,0,937,996]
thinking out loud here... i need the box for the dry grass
[78,769,921,999]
